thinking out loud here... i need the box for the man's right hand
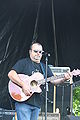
[22,82,31,96]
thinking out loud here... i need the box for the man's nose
[37,52,40,55]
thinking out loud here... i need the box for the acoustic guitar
[8,69,80,102]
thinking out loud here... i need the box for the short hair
[29,41,42,50]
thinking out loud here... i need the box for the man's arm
[8,70,24,87]
[51,72,71,85]
[8,70,31,96]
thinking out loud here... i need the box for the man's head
[29,42,43,63]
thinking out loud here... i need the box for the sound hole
[30,80,38,87]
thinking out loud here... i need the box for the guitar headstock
[71,69,80,76]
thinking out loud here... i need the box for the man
[8,41,71,120]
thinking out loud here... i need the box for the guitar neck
[38,74,65,85]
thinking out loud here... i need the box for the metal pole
[52,0,58,113]
[61,86,64,120]
[45,56,48,120]
[70,77,73,115]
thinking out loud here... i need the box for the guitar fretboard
[38,74,65,85]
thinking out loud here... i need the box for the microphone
[42,51,50,56]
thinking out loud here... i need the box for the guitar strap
[40,62,46,78]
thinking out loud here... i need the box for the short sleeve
[12,59,26,73]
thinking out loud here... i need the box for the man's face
[29,43,43,63]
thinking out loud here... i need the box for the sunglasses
[32,50,44,54]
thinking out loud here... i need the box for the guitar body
[8,72,44,102]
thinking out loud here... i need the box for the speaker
[65,115,80,120]
[56,84,71,119]
[38,112,60,120]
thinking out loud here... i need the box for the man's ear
[29,50,31,54]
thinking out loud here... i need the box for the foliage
[73,86,80,116]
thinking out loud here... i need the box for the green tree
[73,86,80,116]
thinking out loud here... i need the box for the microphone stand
[44,53,50,120]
